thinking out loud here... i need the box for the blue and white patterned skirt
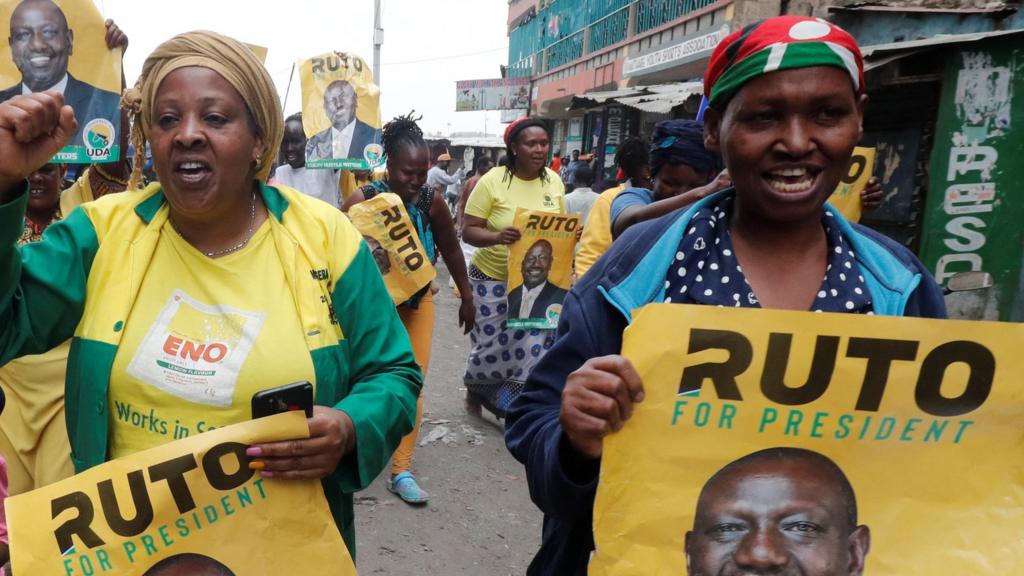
[464,264,555,416]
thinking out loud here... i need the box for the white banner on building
[623,24,731,78]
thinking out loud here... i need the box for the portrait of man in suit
[305,79,381,163]
[507,239,568,321]
[2,0,121,148]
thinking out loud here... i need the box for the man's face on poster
[685,458,870,576]
[9,0,73,92]
[522,241,553,290]
[323,80,357,130]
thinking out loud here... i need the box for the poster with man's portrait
[506,208,579,329]
[6,412,356,575]
[590,304,1024,575]
[299,51,383,170]
[347,192,436,305]
[0,0,122,163]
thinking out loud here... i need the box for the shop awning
[568,87,650,110]
[861,28,1024,71]
[567,82,704,113]
[614,82,704,114]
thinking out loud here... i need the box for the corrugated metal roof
[861,27,1024,57]
[614,81,704,114]
[830,1,1016,14]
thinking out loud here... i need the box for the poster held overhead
[299,51,383,170]
[0,0,122,163]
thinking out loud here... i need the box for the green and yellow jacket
[0,181,422,555]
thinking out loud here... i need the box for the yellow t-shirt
[574,184,625,279]
[108,220,316,458]
[465,167,565,280]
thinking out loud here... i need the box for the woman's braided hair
[381,111,426,162]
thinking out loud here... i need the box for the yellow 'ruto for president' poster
[0,0,122,163]
[7,412,355,576]
[591,304,1024,575]
[507,208,578,329]
[348,192,436,305]
[299,51,383,170]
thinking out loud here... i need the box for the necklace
[171,192,258,258]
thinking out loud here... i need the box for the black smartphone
[251,382,314,419]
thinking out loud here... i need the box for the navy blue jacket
[504,192,947,575]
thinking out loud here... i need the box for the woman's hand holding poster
[591,304,1024,575]
[507,209,579,329]
[348,192,436,305]
[7,412,355,576]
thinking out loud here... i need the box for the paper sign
[507,209,578,329]
[348,192,436,305]
[455,78,530,111]
[590,304,1024,575]
[828,146,876,223]
[7,412,356,575]
[0,0,122,163]
[299,51,383,170]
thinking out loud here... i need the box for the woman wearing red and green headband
[505,16,945,575]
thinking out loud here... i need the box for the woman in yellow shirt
[461,118,565,418]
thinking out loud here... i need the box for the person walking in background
[342,113,475,505]
[427,152,462,212]
[574,137,650,279]
[610,119,728,239]
[274,112,342,208]
[563,164,598,225]
[549,149,562,174]
[456,155,495,234]
[461,118,565,419]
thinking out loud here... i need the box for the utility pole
[373,0,383,86]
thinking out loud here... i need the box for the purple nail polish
[246,446,262,457]
[261,470,274,478]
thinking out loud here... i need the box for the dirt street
[357,267,542,575]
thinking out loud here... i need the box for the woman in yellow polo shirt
[461,118,565,419]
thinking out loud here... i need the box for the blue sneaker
[387,472,430,504]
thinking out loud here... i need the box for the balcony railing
[510,0,721,74]
[589,6,631,53]
[545,31,585,72]
[636,0,717,34]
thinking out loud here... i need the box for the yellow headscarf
[122,30,283,189]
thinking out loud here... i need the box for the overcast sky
[98,0,510,136]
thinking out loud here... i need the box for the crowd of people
[0,8,948,576]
